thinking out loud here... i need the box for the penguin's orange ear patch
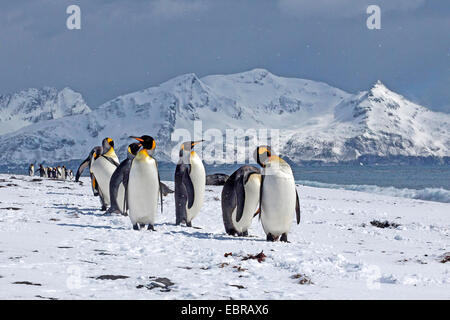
[152,140,156,150]
[258,147,268,155]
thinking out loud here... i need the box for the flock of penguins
[47,135,301,242]
[29,163,74,181]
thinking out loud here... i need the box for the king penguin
[39,164,46,178]
[90,138,120,211]
[107,142,142,215]
[254,146,300,242]
[127,135,163,231]
[76,146,104,202]
[221,165,261,236]
[174,140,205,227]
[28,164,34,177]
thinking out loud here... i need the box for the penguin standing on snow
[254,146,300,242]
[76,146,105,204]
[28,164,34,177]
[221,165,261,236]
[106,142,142,215]
[39,164,46,178]
[56,166,63,180]
[90,138,120,211]
[127,135,163,231]
[67,169,74,180]
[174,140,205,227]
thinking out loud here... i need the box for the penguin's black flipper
[295,189,301,224]
[221,171,238,235]
[107,160,128,214]
[258,174,265,221]
[182,166,195,209]
[75,156,90,182]
[235,173,246,223]
[175,163,188,225]
[91,173,99,197]
[155,159,163,214]
[122,162,131,216]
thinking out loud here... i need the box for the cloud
[150,0,208,19]
[278,0,426,19]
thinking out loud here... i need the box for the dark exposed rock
[35,295,58,300]
[440,253,450,263]
[136,276,175,292]
[206,174,229,186]
[160,182,174,196]
[291,273,313,285]
[242,251,266,263]
[13,281,41,286]
[95,275,129,280]
[370,220,400,229]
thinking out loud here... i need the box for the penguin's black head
[128,142,142,156]
[254,145,272,168]
[179,140,204,157]
[91,146,103,160]
[130,135,155,151]
[102,137,115,151]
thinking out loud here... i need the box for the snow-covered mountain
[283,81,450,162]
[0,87,91,135]
[0,69,448,166]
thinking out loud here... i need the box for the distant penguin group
[28,163,73,181]
[76,136,300,242]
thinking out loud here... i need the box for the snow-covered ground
[0,174,448,299]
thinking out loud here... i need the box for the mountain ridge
[0,69,448,167]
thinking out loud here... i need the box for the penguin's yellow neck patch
[136,149,152,160]
[104,147,116,158]
[269,155,285,164]
[190,151,196,157]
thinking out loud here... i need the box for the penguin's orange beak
[130,136,144,142]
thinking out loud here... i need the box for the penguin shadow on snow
[166,228,267,242]
[50,204,107,217]
[56,222,128,231]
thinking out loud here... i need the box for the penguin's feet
[132,224,139,231]
[242,230,249,237]
[280,233,290,243]
[147,224,155,231]
[101,205,107,211]
[186,221,192,228]
[266,233,276,242]
[106,207,121,215]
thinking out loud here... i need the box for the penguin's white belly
[261,174,296,237]
[117,183,125,213]
[186,153,205,223]
[91,157,117,205]
[128,158,159,225]
[231,174,261,233]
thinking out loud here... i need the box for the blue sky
[0,0,448,112]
